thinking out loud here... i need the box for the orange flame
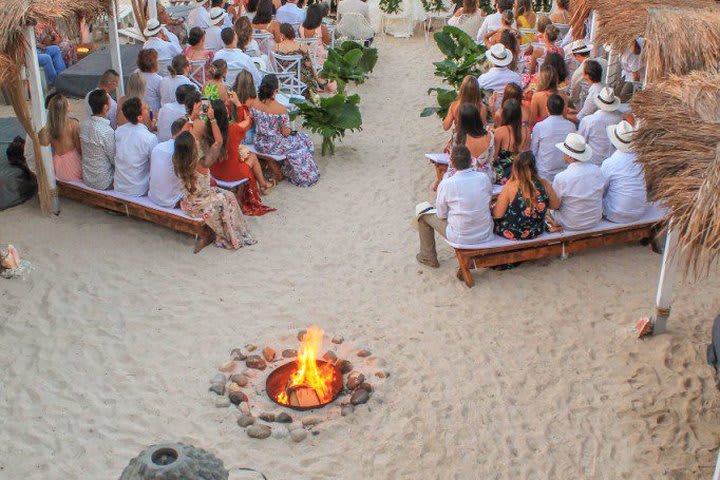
[276,326,336,405]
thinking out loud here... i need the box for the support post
[652,225,679,335]
[148,0,158,21]
[109,0,126,97]
[24,26,60,215]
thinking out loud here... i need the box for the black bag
[0,136,37,211]
[707,315,720,372]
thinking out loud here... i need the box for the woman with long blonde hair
[443,75,488,132]
[44,93,82,182]
[529,62,569,125]
[515,0,536,44]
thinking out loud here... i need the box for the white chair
[423,10,451,43]
[253,30,275,56]
[157,58,172,77]
[251,55,269,73]
[270,52,307,100]
[225,67,244,86]
[325,23,337,49]
[189,60,207,87]
[296,37,322,72]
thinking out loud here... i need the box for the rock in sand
[276,412,293,423]
[262,347,276,362]
[237,415,256,428]
[350,389,370,405]
[246,424,272,439]
[245,355,267,370]
[290,429,308,443]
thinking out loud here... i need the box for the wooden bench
[425,153,503,197]
[247,144,286,182]
[453,205,667,287]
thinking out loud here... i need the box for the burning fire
[276,326,337,407]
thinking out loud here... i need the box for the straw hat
[411,201,436,229]
[484,44,513,67]
[570,39,592,55]
[555,133,593,162]
[606,120,636,153]
[192,0,209,5]
[209,7,227,25]
[593,86,621,112]
[143,19,163,38]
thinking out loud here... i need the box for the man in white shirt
[575,60,605,123]
[204,7,228,51]
[531,93,576,182]
[619,38,644,100]
[188,0,211,30]
[213,28,263,86]
[551,133,605,231]
[143,19,182,63]
[158,84,196,142]
[337,0,370,22]
[114,97,159,196]
[476,0,514,45]
[416,146,494,268]
[276,0,306,26]
[578,87,623,165]
[149,118,190,208]
[159,57,197,106]
[477,44,522,94]
[601,121,648,223]
[84,70,120,130]
[81,89,116,190]
[568,40,607,110]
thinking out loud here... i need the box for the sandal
[260,178,277,195]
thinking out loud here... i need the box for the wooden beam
[109,0,126,97]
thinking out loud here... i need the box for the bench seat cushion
[247,144,286,162]
[212,178,249,189]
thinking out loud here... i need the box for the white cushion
[212,177,249,189]
[247,143,286,162]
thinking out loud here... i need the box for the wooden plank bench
[453,205,667,287]
[247,144,286,182]
[425,153,503,197]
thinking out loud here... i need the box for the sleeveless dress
[202,82,222,102]
[494,180,549,240]
[53,148,83,182]
[517,15,535,45]
[445,131,496,183]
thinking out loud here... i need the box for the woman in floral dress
[274,23,334,98]
[251,74,319,187]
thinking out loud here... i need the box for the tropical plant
[320,42,377,93]
[334,41,379,73]
[420,87,458,118]
[421,0,447,13]
[432,26,486,89]
[290,92,363,156]
[379,0,402,14]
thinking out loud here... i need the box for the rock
[350,389,370,405]
[238,402,251,416]
[228,382,242,394]
[375,371,387,379]
[246,424,271,439]
[259,412,276,422]
[282,349,297,359]
[357,349,372,358]
[290,429,308,443]
[246,344,257,352]
[262,347,276,363]
[346,371,365,390]
[245,355,267,370]
[230,348,247,361]
[272,425,290,439]
[301,416,322,427]
[322,351,337,363]
[209,383,225,396]
[215,397,231,408]
[341,404,354,416]
[276,412,293,423]
[358,382,373,392]
[218,361,237,373]
[237,415,256,428]
[336,360,353,374]
[331,335,344,345]
[297,329,307,341]
[229,390,248,405]
[211,373,226,384]
[229,373,248,386]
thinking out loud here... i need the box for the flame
[276,326,336,405]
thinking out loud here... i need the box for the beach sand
[1,36,719,479]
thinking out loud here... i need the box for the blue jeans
[36,45,66,86]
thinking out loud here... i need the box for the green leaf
[420,106,439,117]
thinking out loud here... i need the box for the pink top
[54,149,83,182]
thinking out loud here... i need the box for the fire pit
[266,360,343,410]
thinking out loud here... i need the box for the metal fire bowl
[265,360,344,411]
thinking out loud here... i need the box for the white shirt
[476,12,516,44]
[213,48,262,86]
[276,3,306,25]
[157,102,187,142]
[113,122,159,196]
[159,74,196,106]
[85,91,118,130]
[578,109,622,166]
[552,161,605,231]
[531,115,576,182]
[601,150,648,223]
[436,168,494,247]
[337,0,370,21]
[477,67,522,93]
[140,71,163,115]
[188,5,211,29]
[621,49,643,82]
[204,25,225,52]
[149,139,184,208]
[80,116,116,190]
[576,81,605,123]
[143,37,182,62]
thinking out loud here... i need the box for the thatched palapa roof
[631,71,720,277]
[569,0,593,40]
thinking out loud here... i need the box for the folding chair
[270,52,307,100]
[189,60,207,87]
[296,37,322,72]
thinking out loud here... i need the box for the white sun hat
[593,86,621,112]
[192,0,209,5]
[484,44,513,67]
[555,132,593,162]
[606,120,636,153]
[570,39,592,55]
[209,7,227,25]
[143,19,164,38]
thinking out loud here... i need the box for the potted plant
[291,92,363,156]
[321,41,378,93]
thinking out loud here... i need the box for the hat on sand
[411,201,436,230]
[593,87,621,112]
[570,39,592,55]
[484,44,513,67]
[606,120,636,153]
[555,132,593,162]
[209,7,227,25]
[143,19,164,38]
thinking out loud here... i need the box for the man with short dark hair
[416,145,494,268]
[114,97,158,196]
[213,28,262,86]
[149,118,190,208]
[476,0,515,44]
[80,89,116,190]
[158,84,196,142]
[85,69,120,129]
[531,93,576,182]
[576,60,605,123]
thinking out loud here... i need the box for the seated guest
[336,0,374,45]
[493,151,560,240]
[576,60,606,123]
[80,90,116,190]
[231,70,262,145]
[173,131,257,252]
[444,75,488,154]
[529,24,562,75]
[188,0,212,30]
[337,0,371,24]
[499,29,521,73]
[578,87,623,165]
[274,23,334,97]
[35,21,77,67]
[494,99,530,184]
[492,82,530,127]
[484,10,516,47]
[528,63,568,127]
[149,118,190,208]
[476,0,515,45]
[203,59,229,103]
[299,4,332,67]
[183,27,215,84]
[416,145,494,268]
[211,0,234,27]
[550,0,570,24]
[137,48,163,116]
[252,0,281,46]
[448,0,484,40]
[85,70,120,129]
[478,44,522,105]
[160,55,196,106]
[531,93,576,182]
[514,0,536,44]
[551,133,605,231]
[446,103,494,181]
[143,19,182,63]
[601,121,648,223]
[35,39,66,88]
[114,98,159,196]
[117,72,155,131]
[205,7,229,51]
[567,39,591,103]
[235,16,262,57]
[143,0,187,43]
[619,38,644,101]
[251,74,319,187]
[214,28,263,86]
[44,93,82,182]
[276,0,306,26]
[158,84,197,142]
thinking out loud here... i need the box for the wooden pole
[148,0,158,21]
[24,26,60,215]
[651,224,678,335]
[109,0,126,97]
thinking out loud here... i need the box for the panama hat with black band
[555,132,593,162]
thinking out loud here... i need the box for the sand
[1,35,719,479]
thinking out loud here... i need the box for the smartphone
[290,130,298,136]
[201,96,209,113]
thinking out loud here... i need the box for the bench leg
[264,159,284,183]
[455,252,475,288]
